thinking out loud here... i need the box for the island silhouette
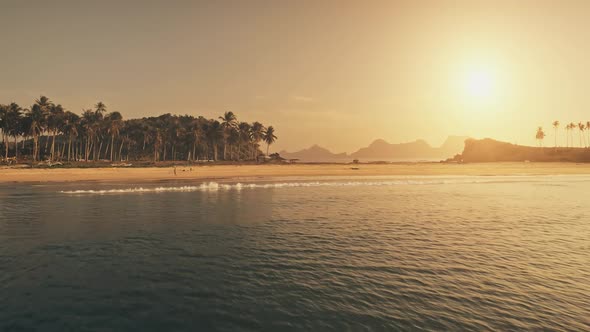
[280,136,469,162]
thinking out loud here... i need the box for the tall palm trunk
[59,142,65,161]
[118,140,124,161]
[88,139,92,161]
[96,139,102,161]
[50,130,56,161]
[90,139,96,161]
[4,133,8,159]
[85,138,90,161]
[68,136,72,161]
[192,141,197,161]
[44,132,50,150]
[110,134,115,161]
[127,140,132,161]
[33,134,39,162]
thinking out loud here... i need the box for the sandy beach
[2,162,590,183]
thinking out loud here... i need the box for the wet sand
[2,162,590,183]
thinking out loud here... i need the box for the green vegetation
[0,96,277,164]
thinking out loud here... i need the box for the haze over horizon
[3,1,590,152]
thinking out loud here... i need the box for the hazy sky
[2,0,590,152]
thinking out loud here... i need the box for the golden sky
[2,0,590,152]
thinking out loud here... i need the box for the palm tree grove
[545,120,590,148]
[0,96,278,165]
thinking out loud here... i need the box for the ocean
[1,175,589,331]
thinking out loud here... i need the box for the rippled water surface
[1,175,589,331]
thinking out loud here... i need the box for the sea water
[1,176,589,331]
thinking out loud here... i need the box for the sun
[465,68,495,99]
[461,65,497,104]
[452,61,503,108]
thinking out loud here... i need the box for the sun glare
[465,68,495,99]
[452,61,503,109]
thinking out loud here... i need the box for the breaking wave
[58,176,567,195]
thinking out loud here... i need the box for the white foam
[58,176,564,195]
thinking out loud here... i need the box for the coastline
[3,162,590,183]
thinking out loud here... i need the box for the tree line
[536,121,590,148]
[0,96,277,163]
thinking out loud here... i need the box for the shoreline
[3,162,590,183]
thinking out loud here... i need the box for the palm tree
[0,104,8,159]
[80,109,96,161]
[31,96,53,161]
[118,122,130,161]
[535,127,545,147]
[95,102,107,115]
[567,123,572,148]
[579,122,586,148]
[227,127,240,161]
[0,95,278,164]
[250,121,265,160]
[237,122,251,161]
[48,104,65,161]
[219,111,237,160]
[105,111,123,161]
[205,120,223,161]
[26,104,45,162]
[191,117,204,161]
[154,127,163,162]
[263,126,277,156]
[569,122,576,148]
[18,111,31,156]
[552,121,559,147]
[155,114,173,161]
[169,117,183,161]
[30,96,52,161]
[35,96,54,154]
[62,111,80,161]
[6,103,23,159]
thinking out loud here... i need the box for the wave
[58,176,566,195]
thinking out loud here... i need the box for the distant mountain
[279,136,470,162]
[349,136,470,160]
[279,145,348,161]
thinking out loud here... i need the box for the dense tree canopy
[0,96,277,163]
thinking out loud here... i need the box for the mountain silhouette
[279,145,347,161]
[280,136,469,161]
[451,138,590,162]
